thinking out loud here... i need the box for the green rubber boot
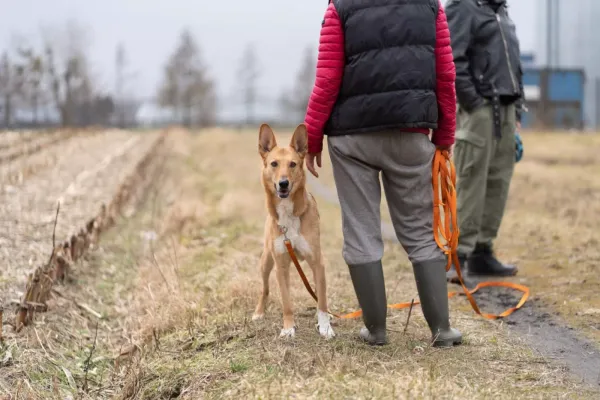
[413,258,462,347]
[348,261,387,345]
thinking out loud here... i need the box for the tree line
[0,21,317,130]
[0,21,133,129]
[157,30,317,128]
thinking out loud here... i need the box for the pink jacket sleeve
[304,2,345,154]
[432,1,457,146]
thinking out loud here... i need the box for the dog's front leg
[253,249,274,321]
[311,254,335,339]
[275,260,295,338]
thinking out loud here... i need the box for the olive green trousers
[454,102,516,256]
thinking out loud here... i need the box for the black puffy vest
[325,0,439,137]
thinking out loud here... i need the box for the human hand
[436,144,455,158]
[306,152,322,178]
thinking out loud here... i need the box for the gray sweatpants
[328,131,445,266]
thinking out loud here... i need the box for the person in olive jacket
[445,0,523,283]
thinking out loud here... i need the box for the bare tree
[195,78,217,127]
[1,32,51,127]
[237,43,260,126]
[0,52,26,128]
[15,48,45,126]
[279,46,317,123]
[114,43,140,128]
[157,28,216,127]
[42,20,96,126]
[0,52,13,128]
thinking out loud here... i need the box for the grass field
[0,128,599,399]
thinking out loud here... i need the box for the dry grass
[486,132,600,342]
[115,129,596,398]
[312,130,600,344]
[1,128,598,399]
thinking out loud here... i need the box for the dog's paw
[318,323,335,339]
[252,313,264,321]
[317,310,335,340]
[279,327,296,338]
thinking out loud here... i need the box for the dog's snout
[278,179,289,189]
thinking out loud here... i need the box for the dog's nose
[278,179,289,189]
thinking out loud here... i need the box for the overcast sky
[0,0,537,116]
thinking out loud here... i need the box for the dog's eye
[270,161,278,167]
[290,162,297,168]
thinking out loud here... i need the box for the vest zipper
[496,13,518,93]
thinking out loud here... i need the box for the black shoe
[348,261,387,346]
[467,243,518,277]
[413,259,463,347]
[446,254,467,285]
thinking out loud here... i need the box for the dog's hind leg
[276,260,296,338]
[253,249,274,321]
[311,255,335,339]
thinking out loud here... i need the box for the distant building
[520,64,585,130]
[535,0,600,129]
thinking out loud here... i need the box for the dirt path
[0,130,159,304]
[472,282,600,386]
[307,171,600,388]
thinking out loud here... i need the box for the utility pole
[596,78,600,129]
[553,0,560,67]
[546,0,552,67]
[115,43,125,128]
[237,44,260,127]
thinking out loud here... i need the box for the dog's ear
[258,123,277,159]
[289,124,308,158]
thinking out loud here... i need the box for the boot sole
[468,270,518,277]
[361,339,387,346]
[433,338,463,348]
[359,329,387,346]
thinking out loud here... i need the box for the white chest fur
[274,199,312,257]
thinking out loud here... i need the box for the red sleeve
[304,2,345,154]
[432,1,457,147]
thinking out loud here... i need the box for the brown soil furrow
[0,131,159,305]
[0,130,102,186]
[0,130,79,164]
[13,131,166,331]
[0,130,38,150]
[0,130,61,153]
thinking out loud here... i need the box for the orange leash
[284,149,529,320]
[284,239,318,303]
[428,149,529,320]
[283,238,344,318]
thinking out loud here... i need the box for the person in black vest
[303,0,462,347]
[444,0,523,283]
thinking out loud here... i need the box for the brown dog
[252,123,335,339]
